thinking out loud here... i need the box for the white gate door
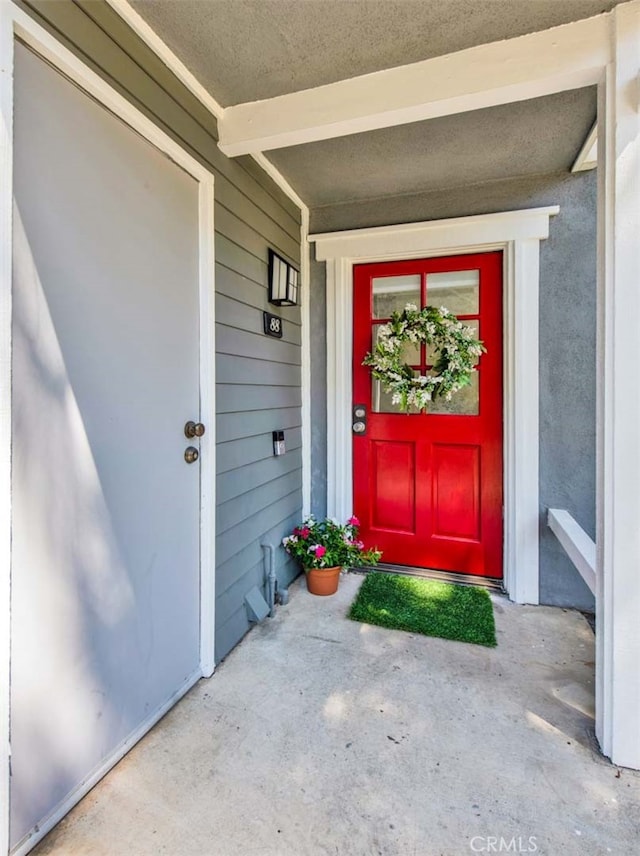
[11,43,203,850]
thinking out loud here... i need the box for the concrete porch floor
[34,573,639,856]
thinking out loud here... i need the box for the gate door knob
[184,421,206,438]
[184,446,199,464]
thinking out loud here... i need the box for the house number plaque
[263,311,283,338]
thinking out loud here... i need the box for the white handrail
[547,508,596,595]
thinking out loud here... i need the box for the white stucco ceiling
[267,87,597,206]
[129,0,610,208]
[131,0,622,106]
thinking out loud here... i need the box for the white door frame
[310,206,558,604]
[0,5,216,853]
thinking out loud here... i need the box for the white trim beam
[547,509,596,595]
[572,123,598,172]
[198,177,217,679]
[0,2,14,853]
[504,239,540,605]
[219,14,611,156]
[325,256,353,522]
[596,0,640,771]
[300,205,312,516]
[311,208,558,262]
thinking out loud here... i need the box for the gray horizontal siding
[215,545,300,661]
[217,430,302,475]
[21,0,304,663]
[213,198,303,655]
[217,355,301,387]
[216,326,302,367]
[217,528,299,597]
[216,490,303,567]
[216,234,267,283]
[237,153,301,222]
[216,550,298,642]
[217,471,303,535]
[215,295,301,343]
[217,385,302,414]
[216,204,299,265]
[216,263,271,310]
[216,560,267,630]
[215,255,300,326]
[217,449,303,505]
[218,176,299,247]
[217,408,301,444]
[215,506,302,661]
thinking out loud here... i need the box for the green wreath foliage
[363,303,485,412]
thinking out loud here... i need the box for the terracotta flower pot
[305,565,342,596]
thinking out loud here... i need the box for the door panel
[371,441,416,533]
[432,444,480,540]
[353,252,503,578]
[11,45,202,848]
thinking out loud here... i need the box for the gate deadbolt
[184,421,206,438]
[184,446,199,464]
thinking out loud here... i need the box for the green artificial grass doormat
[348,572,497,647]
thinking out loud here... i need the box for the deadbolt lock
[352,403,367,435]
[184,446,199,464]
[184,421,206,438]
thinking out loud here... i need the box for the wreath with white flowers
[363,303,485,412]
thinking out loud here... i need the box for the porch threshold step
[352,562,505,594]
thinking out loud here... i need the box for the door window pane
[373,323,420,367]
[372,372,421,414]
[373,274,421,319]
[427,270,479,316]
[426,320,480,367]
[427,372,479,416]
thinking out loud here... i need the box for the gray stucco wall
[309,170,596,611]
[21,0,304,661]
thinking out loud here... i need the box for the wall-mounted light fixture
[268,248,299,306]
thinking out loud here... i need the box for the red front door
[352,252,503,578]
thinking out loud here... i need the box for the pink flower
[300,526,311,539]
[356,541,364,551]
[313,545,327,558]
[348,516,360,527]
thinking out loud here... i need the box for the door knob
[184,421,206,438]
[184,446,199,464]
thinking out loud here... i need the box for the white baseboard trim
[10,669,203,856]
